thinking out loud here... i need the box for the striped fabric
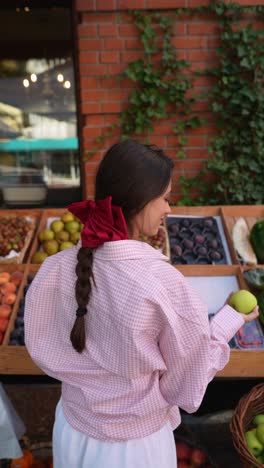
[25,240,244,442]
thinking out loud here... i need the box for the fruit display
[175,439,213,467]
[31,211,83,264]
[166,216,229,265]
[0,269,23,344]
[139,225,169,256]
[9,272,36,346]
[0,215,36,264]
[250,220,264,264]
[229,289,257,314]
[244,413,264,464]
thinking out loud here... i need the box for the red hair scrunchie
[67,196,128,248]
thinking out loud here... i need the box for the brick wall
[74,0,260,203]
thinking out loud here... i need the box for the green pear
[50,220,64,233]
[245,429,263,456]
[60,211,75,223]
[253,414,264,426]
[43,240,59,256]
[31,251,48,264]
[69,231,80,244]
[229,289,257,314]
[38,229,55,242]
[59,241,74,251]
[55,230,70,243]
[256,423,264,445]
[64,221,80,234]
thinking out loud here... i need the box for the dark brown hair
[70,139,173,352]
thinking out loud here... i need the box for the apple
[229,289,257,314]
[245,429,263,456]
[253,414,264,426]
[176,441,191,461]
[256,423,264,445]
[190,447,207,466]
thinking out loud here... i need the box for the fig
[209,250,222,261]
[183,239,194,250]
[168,223,179,235]
[194,234,205,244]
[171,245,182,256]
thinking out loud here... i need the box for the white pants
[53,400,177,468]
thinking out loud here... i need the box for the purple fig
[183,239,194,250]
[168,224,179,235]
[210,250,222,261]
[194,234,205,244]
[171,245,182,256]
[210,239,218,249]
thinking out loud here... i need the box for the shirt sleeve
[158,277,244,414]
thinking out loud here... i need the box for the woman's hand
[225,291,259,323]
[243,305,259,323]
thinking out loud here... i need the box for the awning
[0,137,78,152]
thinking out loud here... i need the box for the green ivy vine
[179,2,264,205]
[89,3,264,206]
[93,9,203,160]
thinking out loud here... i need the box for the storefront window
[0,1,81,207]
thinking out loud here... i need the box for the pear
[43,240,59,256]
[229,289,257,314]
[69,231,80,244]
[245,429,263,456]
[60,211,75,223]
[31,251,48,264]
[38,229,55,242]
[256,423,264,445]
[64,221,79,234]
[60,241,74,251]
[50,220,64,233]
[55,230,70,243]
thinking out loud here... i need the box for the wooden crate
[0,209,41,264]
[0,264,26,346]
[0,264,42,374]
[27,208,68,264]
[221,205,264,265]
[168,206,232,266]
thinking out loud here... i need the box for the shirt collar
[92,239,168,261]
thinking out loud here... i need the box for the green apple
[256,423,264,445]
[229,289,257,314]
[245,429,263,456]
[253,414,264,426]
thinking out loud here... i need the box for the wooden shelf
[0,347,262,377]
[0,205,263,377]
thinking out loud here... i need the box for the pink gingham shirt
[25,240,244,442]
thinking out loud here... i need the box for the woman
[25,139,258,468]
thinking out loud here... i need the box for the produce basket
[230,383,264,467]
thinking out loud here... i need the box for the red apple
[190,447,207,466]
[176,441,192,461]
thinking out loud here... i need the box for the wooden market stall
[0,205,263,377]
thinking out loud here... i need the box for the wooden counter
[0,205,263,377]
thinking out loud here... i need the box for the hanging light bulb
[23,79,30,88]
[57,73,64,83]
[31,73,37,82]
[63,80,71,89]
